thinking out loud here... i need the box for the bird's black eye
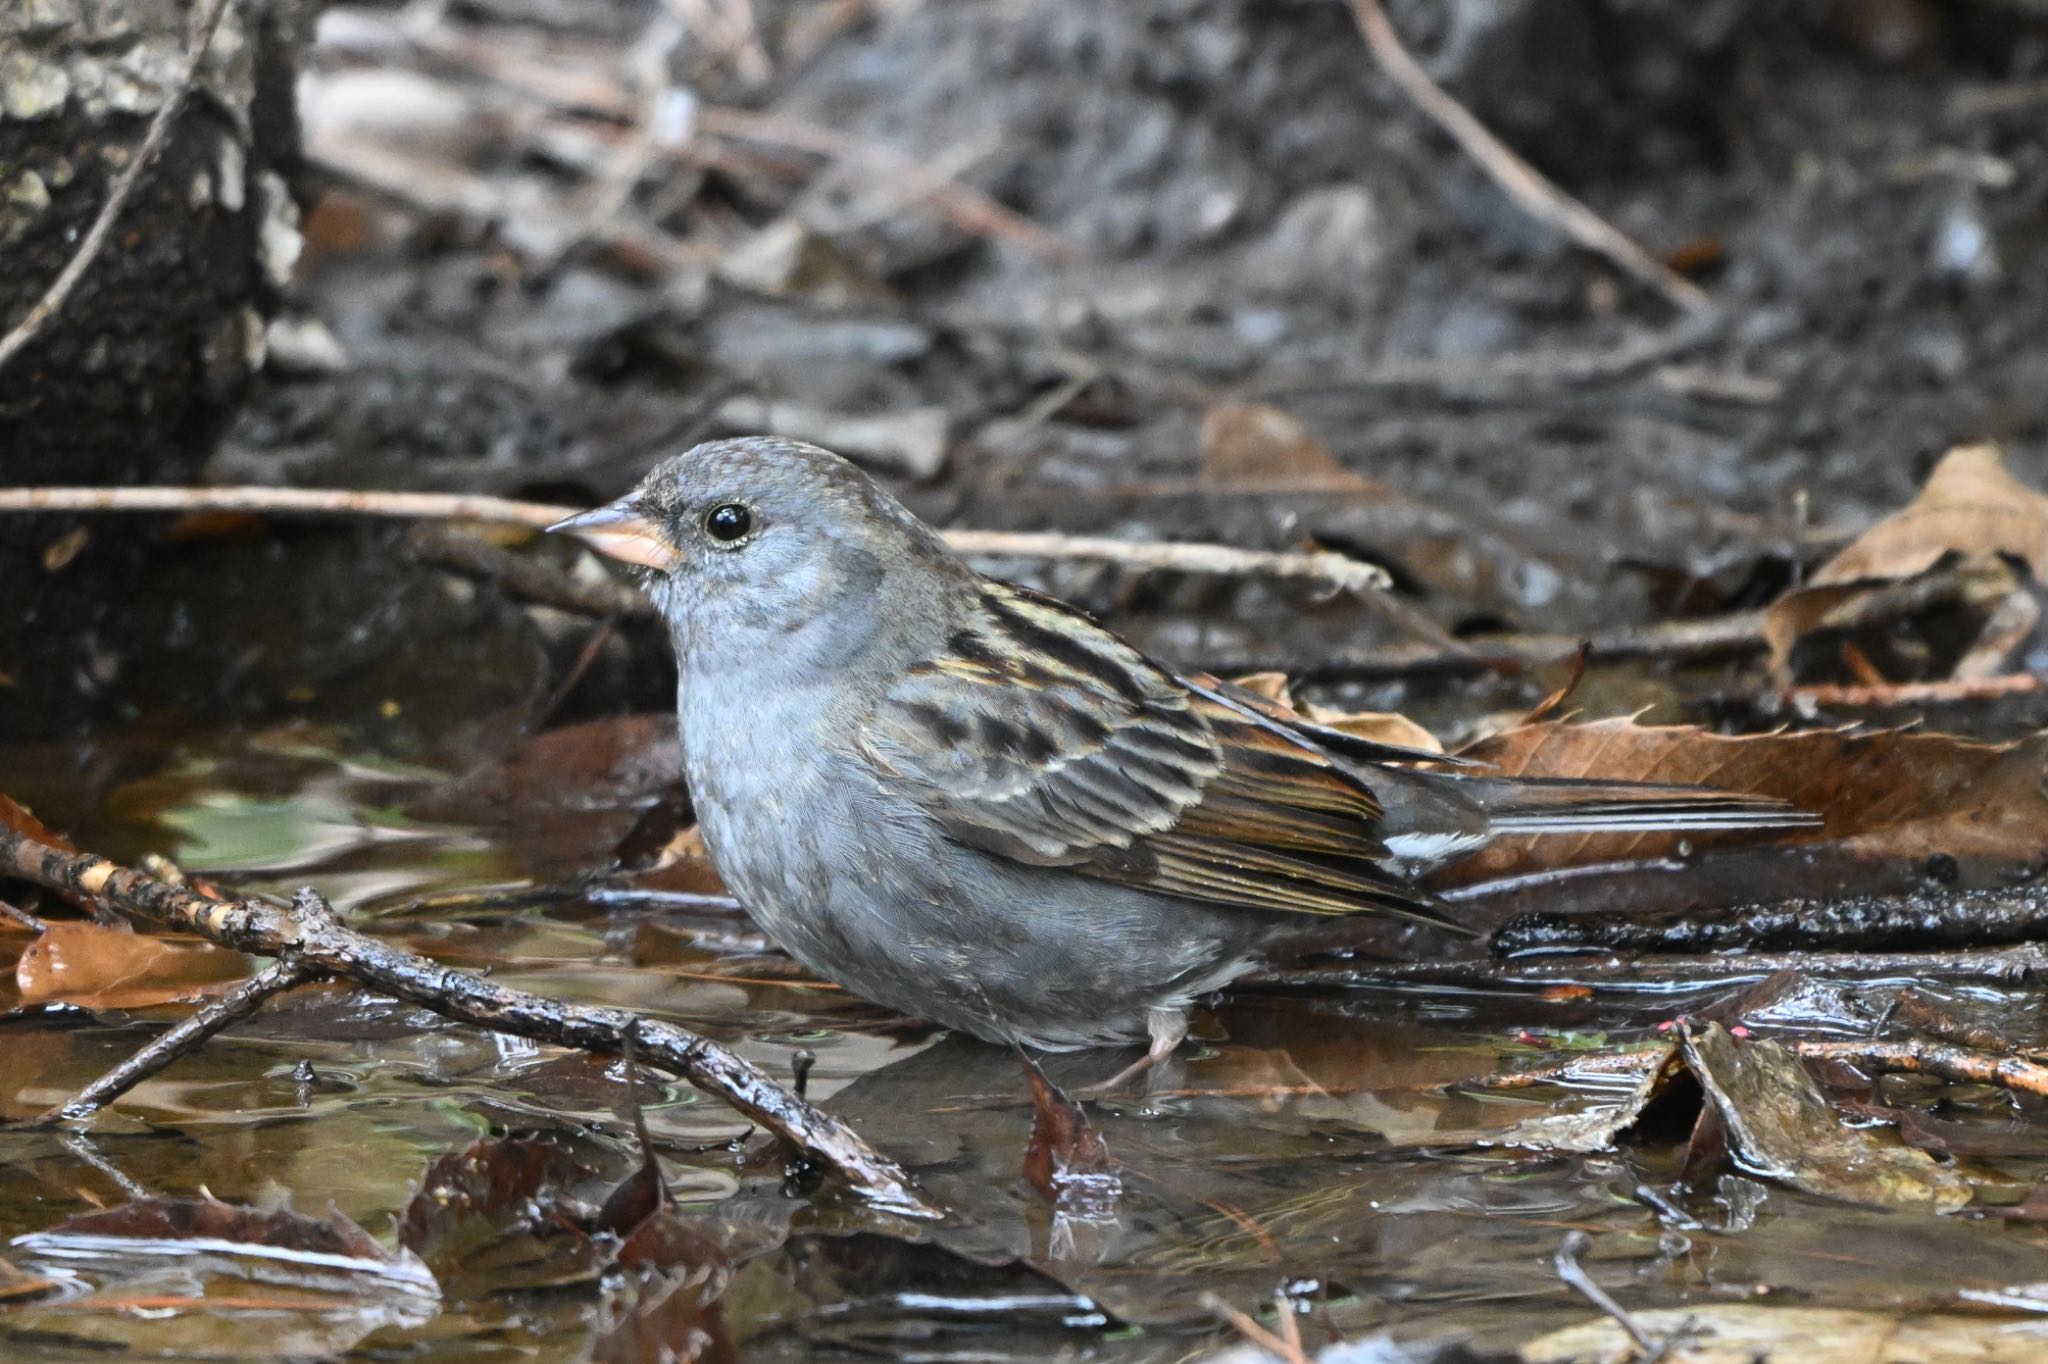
[703,503,752,542]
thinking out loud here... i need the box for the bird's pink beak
[547,498,678,571]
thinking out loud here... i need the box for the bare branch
[0,830,940,1218]
[43,956,321,1124]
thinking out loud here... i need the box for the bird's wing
[858,582,1458,928]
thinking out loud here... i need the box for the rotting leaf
[396,1137,606,1298]
[1678,1022,1972,1214]
[1020,1061,1120,1215]
[411,714,685,880]
[1444,719,2048,884]
[14,1196,438,1300]
[16,922,251,1010]
[588,1261,736,1364]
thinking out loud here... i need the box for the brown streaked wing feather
[861,582,1458,925]
[860,583,1220,864]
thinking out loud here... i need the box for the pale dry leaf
[1815,442,2048,585]
[1681,1021,1971,1214]
[1523,1306,2048,1364]
[1766,443,2048,677]
[1199,402,1390,492]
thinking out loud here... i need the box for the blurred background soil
[9,0,2048,740]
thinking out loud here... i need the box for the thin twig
[0,0,238,374]
[0,831,939,1218]
[1792,1039,2048,1100]
[42,956,321,1124]
[0,900,47,933]
[1343,0,1711,317]
[0,485,1391,594]
[1789,674,2048,707]
[1465,1037,2048,1103]
[1255,308,1722,401]
[1554,1230,1669,1361]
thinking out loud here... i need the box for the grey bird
[552,437,1809,1081]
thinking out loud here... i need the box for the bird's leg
[1079,1009,1188,1099]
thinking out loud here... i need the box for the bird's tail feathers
[1450,775,1820,835]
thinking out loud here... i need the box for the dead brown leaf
[14,1196,438,1299]
[1816,443,2048,585]
[397,1137,605,1298]
[1766,443,2048,678]
[1446,718,2048,883]
[1199,402,1391,492]
[1021,1060,1120,1214]
[16,922,251,1010]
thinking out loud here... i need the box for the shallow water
[5,725,2048,1361]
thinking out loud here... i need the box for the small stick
[0,901,47,933]
[1553,1230,1671,1361]
[0,832,938,1218]
[42,956,321,1124]
[1789,674,2048,707]
[0,0,238,373]
[1342,0,1712,317]
[1462,1037,2048,1102]
[0,485,1391,594]
[1792,1039,2048,1100]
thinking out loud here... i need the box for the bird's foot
[1076,1010,1188,1100]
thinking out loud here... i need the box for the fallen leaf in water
[0,792,74,854]
[16,922,250,1010]
[588,1260,736,1364]
[1021,1061,1120,1216]
[413,714,686,879]
[1766,444,2048,680]
[1479,1042,1683,1155]
[397,1137,605,1298]
[14,1196,438,1300]
[1199,403,1388,492]
[1444,718,2048,884]
[1679,1022,1971,1214]
[0,791,92,918]
[1523,1305,2048,1364]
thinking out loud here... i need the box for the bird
[551,437,1810,1084]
